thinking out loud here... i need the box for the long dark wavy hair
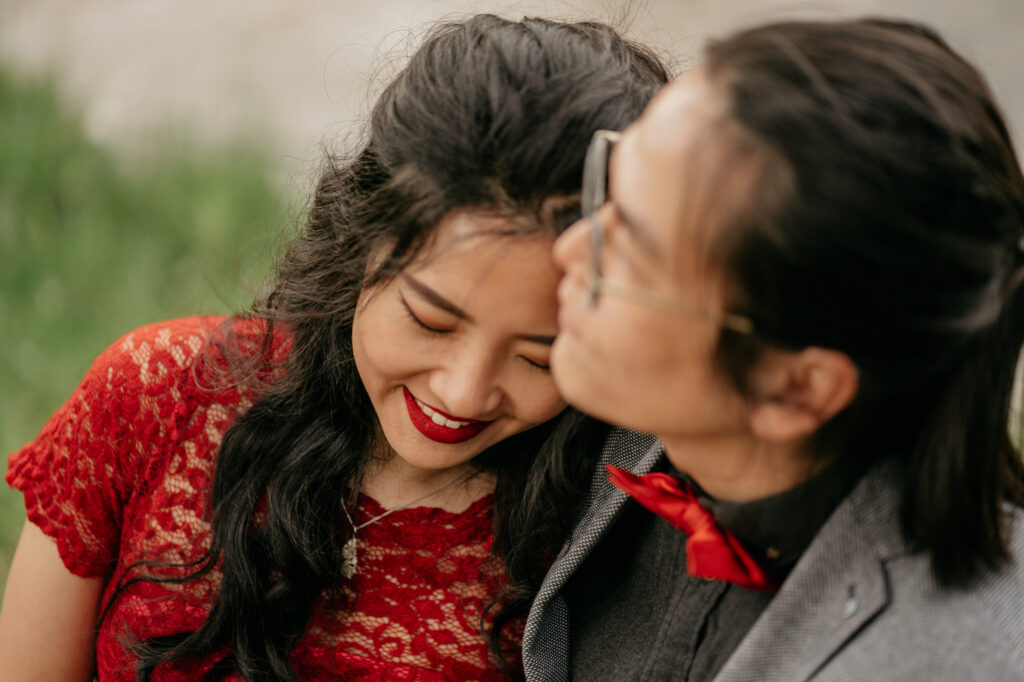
[701,19,1024,587]
[107,14,668,681]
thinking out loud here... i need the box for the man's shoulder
[602,428,661,471]
[816,468,1024,673]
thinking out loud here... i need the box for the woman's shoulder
[5,316,230,576]
[98,315,276,371]
[91,315,289,403]
[112,315,227,348]
[95,316,223,383]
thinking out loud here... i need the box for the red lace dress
[6,317,518,681]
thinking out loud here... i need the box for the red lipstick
[403,387,491,444]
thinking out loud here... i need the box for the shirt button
[765,547,780,560]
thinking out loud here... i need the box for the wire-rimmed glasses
[581,129,756,335]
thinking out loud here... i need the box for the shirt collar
[671,454,868,580]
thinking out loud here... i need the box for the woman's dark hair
[701,18,1024,587]
[107,13,668,681]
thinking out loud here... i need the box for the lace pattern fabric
[6,317,518,681]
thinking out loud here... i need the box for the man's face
[551,69,751,450]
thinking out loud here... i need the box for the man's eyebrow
[613,201,663,261]
[402,275,470,320]
[607,142,664,262]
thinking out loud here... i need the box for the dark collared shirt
[564,453,863,680]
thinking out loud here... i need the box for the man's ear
[746,347,859,443]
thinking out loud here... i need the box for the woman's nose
[428,345,504,419]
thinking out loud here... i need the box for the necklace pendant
[342,536,358,578]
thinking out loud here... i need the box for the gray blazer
[523,429,1024,681]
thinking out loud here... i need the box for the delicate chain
[340,470,479,579]
[341,470,477,532]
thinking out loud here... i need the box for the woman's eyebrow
[402,274,556,345]
[520,333,556,346]
[402,274,471,320]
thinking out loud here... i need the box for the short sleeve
[5,317,221,578]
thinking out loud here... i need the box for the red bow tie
[606,464,778,591]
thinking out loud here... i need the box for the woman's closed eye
[399,295,452,335]
[399,290,552,370]
[520,356,551,371]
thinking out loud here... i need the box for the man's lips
[403,387,492,444]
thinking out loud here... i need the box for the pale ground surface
[1,0,1022,405]
[2,0,1022,175]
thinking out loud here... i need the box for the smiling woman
[0,14,668,682]
[354,214,566,483]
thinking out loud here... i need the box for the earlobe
[749,401,820,442]
[747,347,859,444]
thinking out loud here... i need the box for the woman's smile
[404,386,493,443]
[351,210,567,476]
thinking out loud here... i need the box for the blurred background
[2,0,1023,595]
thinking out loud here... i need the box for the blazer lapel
[523,429,662,679]
[714,462,905,682]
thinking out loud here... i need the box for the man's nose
[553,216,590,273]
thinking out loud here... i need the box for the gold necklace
[340,471,476,578]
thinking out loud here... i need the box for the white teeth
[415,397,472,429]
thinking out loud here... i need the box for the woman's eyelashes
[399,295,452,335]
[399,292,552,371]
[520,356,551,371]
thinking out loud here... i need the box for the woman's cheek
[523,384,569,426]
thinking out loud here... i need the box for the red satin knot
[606,464,778,591]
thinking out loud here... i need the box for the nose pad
[429,350,505,419]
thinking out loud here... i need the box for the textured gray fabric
[523,429,662,681]
[714,460,1024,681]
[523,433,1024,681]
[564,495,701,679]
[702,454,865,575]
[565,451,855,681]
[564,496,775,681]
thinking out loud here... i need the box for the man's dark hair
[703,18,1024,587]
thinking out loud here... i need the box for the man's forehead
[609,68,735,267]
[629,68,725,156]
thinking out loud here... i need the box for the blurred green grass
[0,68,295,598]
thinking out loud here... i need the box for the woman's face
[551,69,751,448]
[352,211,567,477]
